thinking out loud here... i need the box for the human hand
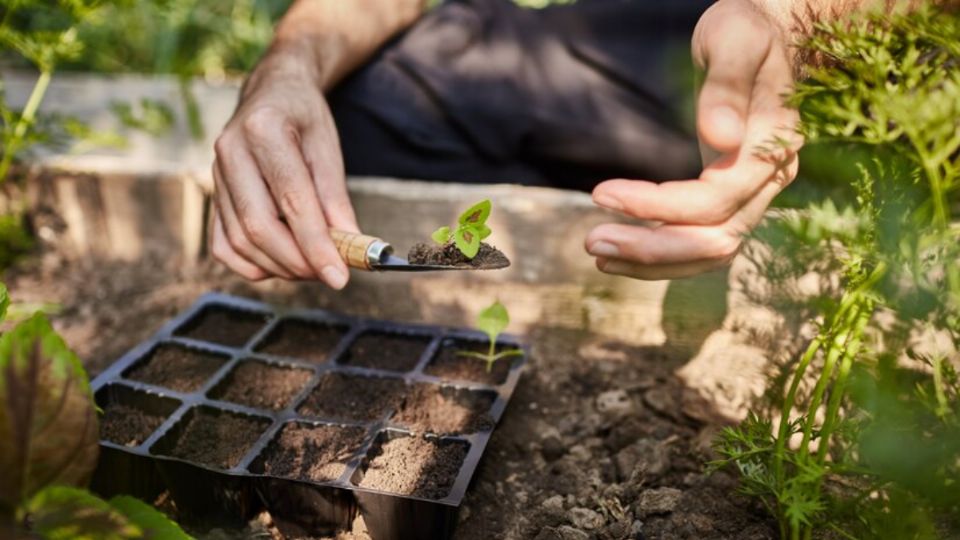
[211,57,358,288]
[585,0,802,280]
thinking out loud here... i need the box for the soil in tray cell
[254,423,367,483]
[100,404,168,447]
[424,340,520,386]
[124,344,228,393]
[358,434,468,500]
[392,384,495,435]
[255,319,347,363]
[209,360,313,411]
[154,407,269,470]
[297,373,404,422]
[339,331,431,372]
[174,305,268,348]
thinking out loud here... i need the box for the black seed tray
[89,292,527,540]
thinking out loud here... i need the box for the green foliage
[110,99,175,137]
[458,300,523,372]
[431,199,494,259]
[19,487,192,539]
[0,313,99,514]
[715,6,960,540]
[0,283,193,537]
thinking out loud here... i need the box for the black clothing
[329,0,712,191]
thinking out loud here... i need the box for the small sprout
[433,199,493,259]
[457,300,524,372]
[431,226,451,245]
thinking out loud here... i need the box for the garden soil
[258,424,368,483]
[407,242,510,269]
[341,332,430,372]
[125,345,226,393]
[6,251,777,539]
[426,342,516,385]
[100,404,167,447]
[212,361,313,411]
[359,435,468,500]
[257,320,347,363]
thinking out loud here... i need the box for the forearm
[246,0,427,94]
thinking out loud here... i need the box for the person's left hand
[584,0,802,280]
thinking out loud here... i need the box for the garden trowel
[330,229,508,271]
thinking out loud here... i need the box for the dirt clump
[407,242,509,269]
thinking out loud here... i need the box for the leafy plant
[457,300,524,372]
[431,199,493,259]
[0,282,192,538]
[713,6,960,540]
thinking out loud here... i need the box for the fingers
[693,2,772,153]
[302,110,360,233]
[210,211,269,281]
[213,161,296,279]
[243,112,350,289]
[585,223,741,267]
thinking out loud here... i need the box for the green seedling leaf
[476,223,492,240]
[454,226,481,259]
[0,314,99,513]
[22,486,139,540]
[431,226,451,245]
[109,496,193,539]
[458,199,491,226]
[477,300,509,344]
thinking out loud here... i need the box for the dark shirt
[330,0,713,191]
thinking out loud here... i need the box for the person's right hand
[211,62,358,288]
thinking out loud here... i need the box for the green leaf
[109,496,193,539]
[22,486,139,540]
[476,223,492,240]
[431,226,451,245]
[454,226,481,259]
[457,199,491,227]
[0,314,99,513]
[0,282,9,321]
[477,300,509,343]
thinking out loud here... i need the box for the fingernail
[321,265,348,290]
[589,241,620,258]
[594,194,623,211]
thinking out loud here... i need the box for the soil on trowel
[160,407,269,470]
[392,384,495,435]
[359,435,467,500]
[298,373,404,422]
[256,319,347,363]
[424,341,518,386]
[211,360,313,411]
[100,404,168,447]
[175,306,268,348]
[125,344,227,392]
[407,242,510,269]
[340,332,431,372]
[257,423,368,483]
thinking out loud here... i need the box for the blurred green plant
[713,6,960,540]
[0,283,193,539]
[458,300,524,372]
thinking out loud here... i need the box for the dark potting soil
[160,408,269,470]
[424,341,518,386]
[392,384,495,435]
[340,331,430,372]
[210,360,313,411]
[257,423,368,483]
[100,404,167,447]
[125,344,227,392]
[359,435,467,500]
[407,242,510,269]
[174,306,268,348]
[298,373,404,422]
[255,319,346,363]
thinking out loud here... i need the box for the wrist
[242,42,326,99]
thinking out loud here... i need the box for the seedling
[431,200,493,259]
[458,300,524,372]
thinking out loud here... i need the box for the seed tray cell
[90,293,527,540]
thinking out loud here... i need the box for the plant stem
[0,69,52,183]
[798,305,862,459]
[815,304,872,465]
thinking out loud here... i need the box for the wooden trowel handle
[330,229,390,270]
